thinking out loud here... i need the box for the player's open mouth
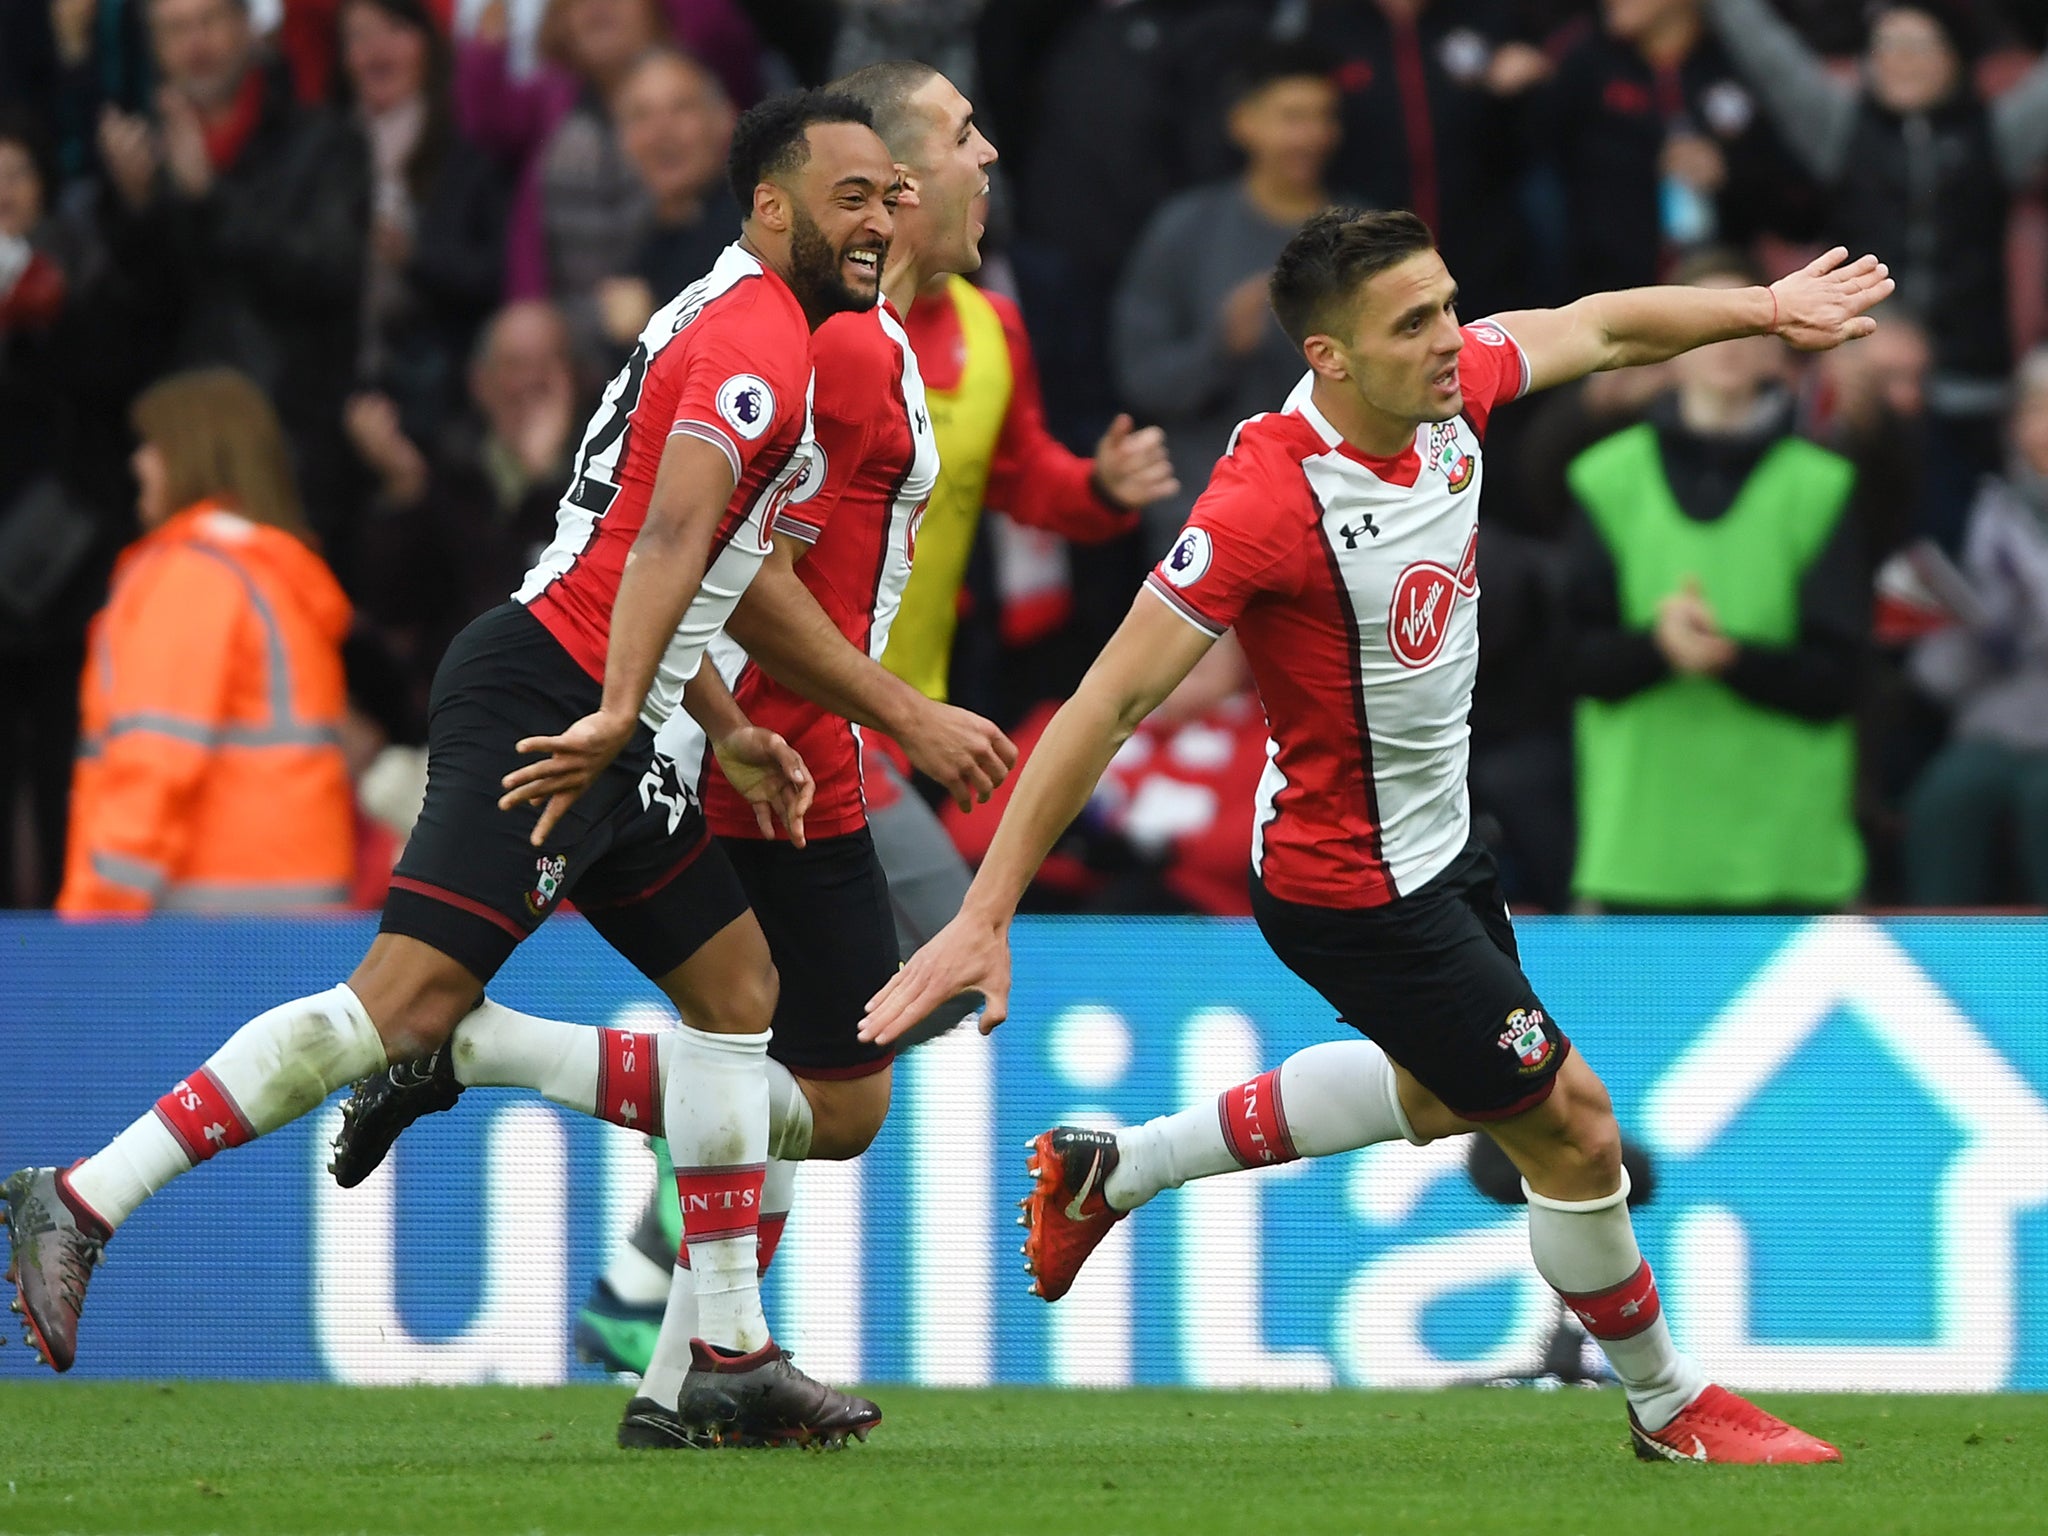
[846,248,883,282]
[1431,363,1458,395]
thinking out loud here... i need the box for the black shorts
[723,826,896,1080]
[1251,839,1569,1121]
[382,602,750,984]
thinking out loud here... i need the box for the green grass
[2,1383,2042,1535]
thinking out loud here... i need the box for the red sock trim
[1559,1258,1663,1341]
[1216,1067,1298,1169]
[756,1211,788,1276]
[151,1067,254,1165]
[674,1162,766,1246]
[596,1027,662,1135]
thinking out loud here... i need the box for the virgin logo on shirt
[1387,528,1478,669]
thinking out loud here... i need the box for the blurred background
[6,0,2048,921]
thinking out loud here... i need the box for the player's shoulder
[812,306,899,375]
[1215,408,1328,489]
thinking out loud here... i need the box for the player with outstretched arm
[860,209,1892,1464]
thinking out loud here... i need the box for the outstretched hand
[1768,248,1894,352]
[713,726,813,847]
[500,710,637,846]
[860,910,1012,1046]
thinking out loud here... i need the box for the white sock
[1104,1039,1422,1211]
[661,1023,770,1353]
[640,1150,802,1407]
[1523,1171,1704,1431]
[604,1241,673,1310]
[66,985,385,1232]
[765,1061,813,1161]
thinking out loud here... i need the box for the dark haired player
[862,210,1892,1464]
[4,93,893,1442]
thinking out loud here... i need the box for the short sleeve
[1143,423,1314,637]
[1457,320,1532,440]
[669,302,806,483]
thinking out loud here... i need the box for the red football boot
[1020,1127,1127,1302]
[1630,1385,1842,1464]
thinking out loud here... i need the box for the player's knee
[692,959,780,1036]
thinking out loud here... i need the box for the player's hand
[1768,248,1894,352]
[896,700,1017,813]
[860,908,1012,1046]
[712,726,813,848]
[1091,413,1180,510]
[499,709,636,846]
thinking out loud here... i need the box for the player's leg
[4,606,572,1369]
[863,747,981,1047]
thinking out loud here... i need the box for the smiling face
[893,75,997,277]
[340,0,430,116]
[773,120,897,317]
[614,53,734,209]
[1308,247,1467,432]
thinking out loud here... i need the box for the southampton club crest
[1497,1007,1555,1075]
[525,853,568,916]
[1426,421,1475,492]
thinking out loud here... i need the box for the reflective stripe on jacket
[59,502,355,913]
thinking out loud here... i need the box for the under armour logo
[1339,517,1378,549]
[204,1122,230,1149]
[1619,1298,1642,1318]
[914,407,929,433]
[618,1100,639,1126]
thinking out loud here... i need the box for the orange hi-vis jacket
[59,502,356,913]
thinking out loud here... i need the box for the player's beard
[789,205,882,318]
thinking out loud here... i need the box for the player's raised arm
[727,536,1017,810]
[499,434,737,843]
[859,592,1215,1044]
[1495,247,1896,396]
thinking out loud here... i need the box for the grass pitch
[1,1383,2040,1536]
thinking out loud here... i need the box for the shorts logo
[716,375,775,440]
[1498,1007,1554,1075]
[638,751,694,836]
[1163,527,1212,589]
[1427,421,1475,492]
[1388,527,1478,668]
[525,853,568,915]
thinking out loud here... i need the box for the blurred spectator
[1903,346,2048,905]
[596,46,737,355]
[59,368,354,914]
[1541,0,1815,296]
[1112,41,1349,556]
[337,0,510,443]
[97,0,369,539]
[348,299,578,721]
[890,257,1176,710]
[1011,0,1271,445]
[1704,0,2048,551]
[944,634,1267,915]
[0,0,156,187]
[1802,308,1931,562]
[1565,252,1865,911]
[455,0,667,371]
[1468,524,1576,908]
[1289,0,1547,316]
[0,111,101,907]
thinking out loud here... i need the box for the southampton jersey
[516,244,816,729]
[1144,321,1530,908]
[662,302,938,838]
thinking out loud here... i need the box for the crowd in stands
[5,0,2048,916]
